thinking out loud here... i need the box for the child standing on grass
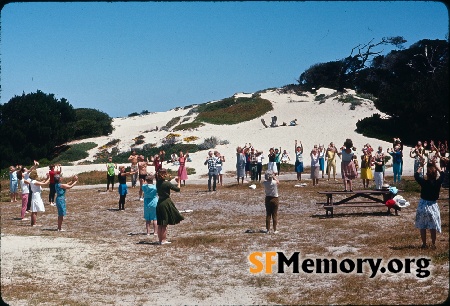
[118,166,137,211]
[54,174,78,231]
[142,173,158,236]
[262,170,279,234]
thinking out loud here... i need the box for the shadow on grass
[137,241,160,245]
[389,244,420,250]
[311,211,397,219]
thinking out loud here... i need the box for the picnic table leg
[325,194,333,217]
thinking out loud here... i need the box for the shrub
[128,112,139,117]
[186,167,196,175]
[339,95,363,110]
[52,142,97,164]
[356,114,396,142]
[314,94,326,101]
[100,139,120,149]
[173,122,205,131]
[198,137,219,150]
[143,143,157,150]
[356,93,377,101]
[196,96,273,125]
[183,136,199,143]
[162,133,181,146]
[165,116,181,129]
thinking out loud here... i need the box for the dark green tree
[356,39,448,144]
[74,108,113,139]
[0,91,77,168]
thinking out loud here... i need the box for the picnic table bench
[317,189,401,217]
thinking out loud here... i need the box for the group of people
[204,150,226,191]
[9,161,78,231]
[116,164,184,244]
[235,144,286,184]
[107,150,189,244]
[8,137,448,248]
[257,137,448,248]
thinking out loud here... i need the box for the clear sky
[1,1,448,118]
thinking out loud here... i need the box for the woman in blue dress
[142,173,158,235]
[54,174,78,231]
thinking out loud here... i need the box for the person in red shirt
[48,164,62,206]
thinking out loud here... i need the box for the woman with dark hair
[337,139,358,192]
[48,164,62,206]
[54,174,78,231]
[156,169,184,245]
[117,166,137,210]
[177,151,189,186]
[414,160,445,249]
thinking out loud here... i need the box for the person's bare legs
[146,221,151,235]
[430,229,437,248]
[153,221,158,235]
[343,179,347,191]
[158,225,168,244]
[420,229,427,247]
[31,212,37,226]
[57,216,64,230]
[139,178,144,199]
[348,180,353,191]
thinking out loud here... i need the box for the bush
[314,94,326,101]
[196,96,273,125]
[128,112,139,117]
[173,122,205,131]
[183,136,199,143]
[143,143,157,150]
[74,108,113,139]
[135,139,145,145]
[198,137,219,150]
[100,139,120,150]
[356,93,377,101]
[51,142,97,164]
[165,116,181,129]
[356,114,397,143]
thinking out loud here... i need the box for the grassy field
[1,174,448,305]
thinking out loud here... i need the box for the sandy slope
[36,88,414,179]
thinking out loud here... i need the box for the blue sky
[1,1,448,118]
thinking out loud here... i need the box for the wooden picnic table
[317,189,400,217]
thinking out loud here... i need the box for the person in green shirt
[106,157,117,191]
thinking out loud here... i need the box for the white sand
[36,87,414,180]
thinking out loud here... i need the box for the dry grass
[1,175,448,305]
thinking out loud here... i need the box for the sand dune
[36,88,414,180]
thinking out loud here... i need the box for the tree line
[295,37,448,145]
[0,91,113,169]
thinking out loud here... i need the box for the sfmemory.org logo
[249,252,431,278]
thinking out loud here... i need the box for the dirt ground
[1,174,449,305]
